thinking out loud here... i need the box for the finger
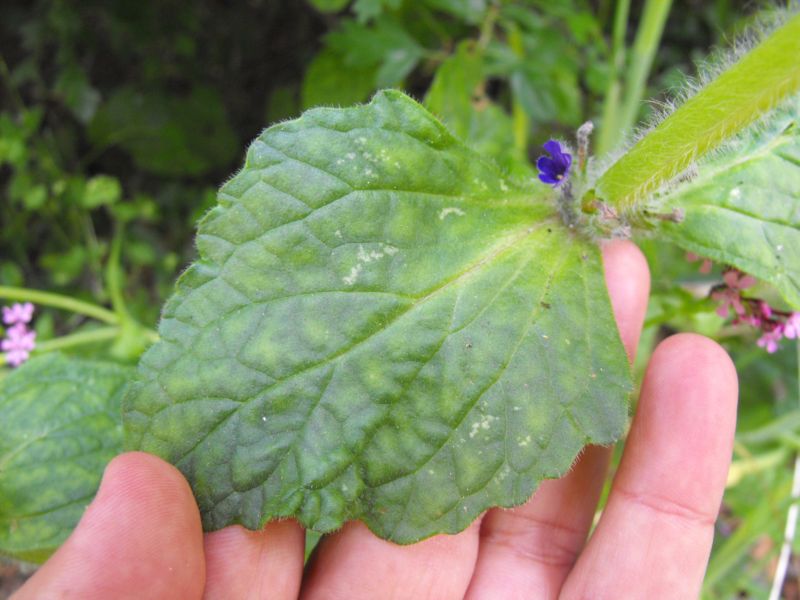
[203,520,304,600]
[560,334,738,599]
[465,240,650,598]
[14,452,205,600]
[300,521,481,600]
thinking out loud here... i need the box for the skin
[13,240,738,600]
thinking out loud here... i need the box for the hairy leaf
[0,354,131,562]
[596,12,800,209]
[656,102,800,308]
[124,90,631,543]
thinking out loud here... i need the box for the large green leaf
[0,354,132,562]
[656,102,800,309]
[123,90,631,543]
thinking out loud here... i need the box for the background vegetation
[1,0,797,596]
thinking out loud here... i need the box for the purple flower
[2,302,34,325]
[757,327,783,354]
[537,140,572,187]
[2,323,36,367]
[784,312,800,339]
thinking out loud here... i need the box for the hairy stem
[595,12,800,210]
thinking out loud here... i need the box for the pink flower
[757,327,784,354]
[712,287,745,318]
[2,322,36,367]
[784,313,800,340]
[685,252,713,274]
[2,302,34,325]
[723,270,756,290]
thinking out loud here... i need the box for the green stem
[615,0,672,145]
[595,12,800,210]
[106,225,131,323]
[507,24,529,155]
[0,326,120,367]
[596,0,631,155]
[0,287,119,325]
[477,3,499,50]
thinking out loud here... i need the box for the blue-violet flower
[537,140,572,186]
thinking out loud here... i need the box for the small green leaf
[0,354,132,562]
[83,175,122,209]
[655,102,800,309]
[328,18,423,87]
[124,90,631,543]
[301,49,377,110]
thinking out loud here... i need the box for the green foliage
[0,354,132,563]
[89,86,239,178]
[123,91,631,542]
[655,103,800,309]
[424,41,533,178]
[595,13,800,209]
[1,1,799,593]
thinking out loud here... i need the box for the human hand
[13,241,738,600]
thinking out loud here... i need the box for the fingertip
[649,333,738,404]
[94,451,197,515]
[630,332,738,511]
[204,520,305,600]
[16,452,205,600]
[601,240,650,361]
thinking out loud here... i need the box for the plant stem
[106,225,132,323]
[507,24,529,155]
[595,12,800,209]
[477,3,499,50]
[597,0,631,156]
[0,286,119,325]
[768,339,800,600]
[615,0,672,145]
[0,326,120,367]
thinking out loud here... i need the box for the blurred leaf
[54,65,101,124]
[83,175,122,209]
[0,263,24,287]
[301,49,377,109]
[422,0,487,24]
[266,85,300,123]
[40,247,87,286]
[89,86,238,177]
[327,17,423,86]
[0,354,132,563]
[656,103,800,309]
[308,0,350,11]
[124,91,631,543]
[353,0,401,22]
[424,42,534,178]
[24,184,48,210]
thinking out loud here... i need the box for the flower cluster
[709,269,799,353]
[2,302,36,367]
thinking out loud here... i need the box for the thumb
[14,452,205,600]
